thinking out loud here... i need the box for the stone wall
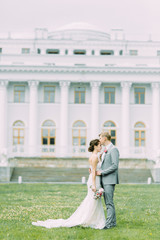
[0,167,14,182]
[9,157,152,169]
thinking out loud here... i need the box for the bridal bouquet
[93,188,104,200]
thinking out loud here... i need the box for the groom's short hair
[99,132,111,141]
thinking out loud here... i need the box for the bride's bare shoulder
[89,154,98,166]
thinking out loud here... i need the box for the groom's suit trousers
[102,184,116,228]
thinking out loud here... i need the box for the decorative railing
[6,145,160,159]
[8,145,56,158]
[72,146,88,157]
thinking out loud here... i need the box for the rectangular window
[22,48,30,54]
[37,48,41,54]
[134,87,145,104]
[135,130,145,146]
[14,86,25,103]
[100,50,114,55]
[157,50,160,56]
[0,48,2,54]
[42,129,56,146]
[46,49,59,54]
[44,86,55,103]
[73,50,86,55]
[13,129,24,145]
[104,87,115,104]
[74,87,85,104]
[119,50,123,55]
[129,50,138,56]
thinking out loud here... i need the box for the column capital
[28,80,39,87]
[151,82,160,89]
[0,80,8,88]
[90,81,101,88]
[59,81,70,88]
[121,81,132,88]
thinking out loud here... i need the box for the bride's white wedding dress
[32,162,106,229]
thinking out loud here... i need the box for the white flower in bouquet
[93,188,104,200]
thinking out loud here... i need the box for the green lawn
[0,183,159,240]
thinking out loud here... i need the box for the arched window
[72,121,87,147]
[13,121,25,145]
[41,120,56,146]
[134,122,145,147]
[103,121,117,145]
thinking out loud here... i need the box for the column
[121,82,132,156]
[28,81,39,156]
[90,81,101,139]
[0,80,8,153]
[151,83,160,153]
[59,81,70,157]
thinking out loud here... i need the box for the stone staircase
[10,167,153,183]
[9,157,154,183]
[119,168,153,183]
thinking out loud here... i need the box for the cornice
[1,38,160,47]
[0,65,160,74]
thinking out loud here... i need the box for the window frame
[14,85,25,103]
[46,49,60,54]
[129,50,138,56]
[13,121,25,145]
[157,50,160,56]
[73,49,86,55]
[72,120,87,147]
[134,122,146,147]
[74,87,86,104]
[37,48,41,54]
[21,48,30,54]
[104,87,115,104]
[100,50,114,55]
[43,85,56,103]
[134,87,145,104]
[41,120,56,146]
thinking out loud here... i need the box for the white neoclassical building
[0,22,160,159]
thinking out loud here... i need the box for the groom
[96,132,119,229]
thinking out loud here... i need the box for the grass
[0,183,160,240]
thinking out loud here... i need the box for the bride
[32,139,106,229]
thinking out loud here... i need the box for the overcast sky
[1,0,160,36]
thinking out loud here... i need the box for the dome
[48,22,110,41]
[56,22,105,32]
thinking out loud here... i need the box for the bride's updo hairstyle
[88,139,100,152]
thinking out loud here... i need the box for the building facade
[0,22,160,159]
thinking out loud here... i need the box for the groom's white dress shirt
[101,143,112,162]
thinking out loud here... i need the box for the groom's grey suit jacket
[101,143,119,185]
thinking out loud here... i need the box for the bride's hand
[92,186,96,192]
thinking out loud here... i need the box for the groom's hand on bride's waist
[89,168,91,174]
[96,171,101,176]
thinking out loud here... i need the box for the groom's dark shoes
[103,223,116,230]
[103,226,111,230]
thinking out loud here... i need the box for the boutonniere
[104,149,108,154]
